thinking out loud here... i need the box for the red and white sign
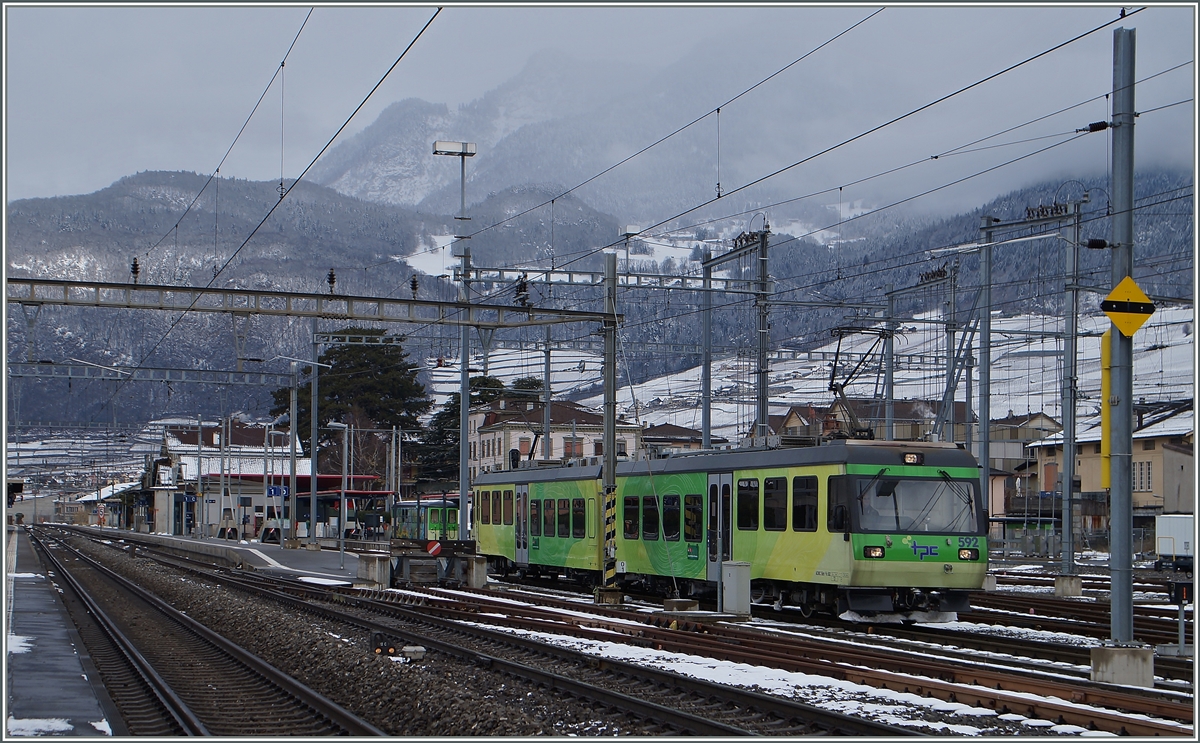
[426,541,441,556]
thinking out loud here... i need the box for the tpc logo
[910,541,938,560]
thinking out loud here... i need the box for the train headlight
[863,545,885,559]
[902,452,923,465]
[958,548,979,560]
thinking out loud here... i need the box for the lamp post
[328,422,349,569]
[272,354,329,547]
[433,139,476,542]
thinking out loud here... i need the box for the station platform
[80,526,367,584]
[5,525,122,736]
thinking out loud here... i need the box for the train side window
[492,492,502,525]
[529,500,541,537]
[683,494,703,542]
[503,490,514,525]
[792,476,818,532]
[557,498,570,537]
[479,491,491,525]
[827,476,849,532]
[662,494,680,541]
[737,478,759,530]
[543,499,556,537]
[572,498,586,538]
[642,495,660,540]
[587,498,596,539]
[623,496,640,539]
[763,477,787,531]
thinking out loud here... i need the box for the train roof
[471,440,979,487]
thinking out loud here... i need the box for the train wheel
[797,602,815,618]
[750,586,769,605]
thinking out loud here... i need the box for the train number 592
[957,537,979,548]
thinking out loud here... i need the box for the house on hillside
[468,399,643,478]
[1026,399,1194,532]
[642,423,729,455]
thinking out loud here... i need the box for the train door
[706,472,733,582]
[515,485,529,565]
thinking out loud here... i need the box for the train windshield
[851,472,982,535]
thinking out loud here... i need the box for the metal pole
[946,260,957,440]
[602,252,618,588]
[702,249,712,449]
[755,228,770,440]
[309,318,319,545]
[1109,26,1136,644]
[543,325,552,459]
[885,285,895,441]
[197,413,204,537]
[979,218,994,512]
[339,426,348,569]
[287,363,297,546]
[459,245,471,541]
[1061,203,1081,575]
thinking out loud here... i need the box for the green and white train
[471,439,987,617]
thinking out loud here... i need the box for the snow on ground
[456,621,1142,735]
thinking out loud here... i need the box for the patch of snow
[6,717,74,735]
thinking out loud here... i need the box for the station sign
[1101,276,1155,337]
[267,486,290,499]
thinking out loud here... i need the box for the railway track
[31,528,384,736]
[55,528,1195,736]
[966,592,1193,646]
[76,536,918,737]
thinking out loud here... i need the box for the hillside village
[9,303,1192,552]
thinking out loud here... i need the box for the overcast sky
[3,4,1196,206]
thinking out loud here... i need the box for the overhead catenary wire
[139,8,314,264]
[92,8,442,422]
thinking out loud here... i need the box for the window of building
[470,441,476,460]
[543,499,556,536]
[662,494,680,541]
[503,490,514,525]
[1143,439,1156,451]
[623,496,639,539]
[557,498,570,537]
[683,494,703,542]
[1095,443,1102,454]
[737,478,759,530]
[792,476,818,532]
[617,439,628,456]
[564,437,584,458]
[763,477,787,531]
[572,498,586,538]
[519,437,531,455]
[594,441,603,456]
[479,491,491,524]
[529,500,540,536]
[642,495,660,540]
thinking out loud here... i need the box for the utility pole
[978,216,996,511]
[945,259,958,440]
[885,284,895,441]
[308,318,319,546]
[458,243,471,540]
[702,249,713,449]
[600,253,619,597]
[1108,26,1136,646]
[755,227,771,440]
[1060,200,1083,575]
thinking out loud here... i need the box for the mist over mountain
[5,38,1193,427]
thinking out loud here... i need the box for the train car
[392,494,460,541]
[471,439,987,618]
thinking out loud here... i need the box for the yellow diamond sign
[1101,276,1155,337]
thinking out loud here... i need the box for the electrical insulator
[515,273,529,307]
[327,269,336,294]
[410,276,419,299]
[1086,239,1109,250]
[130,257,140,284]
